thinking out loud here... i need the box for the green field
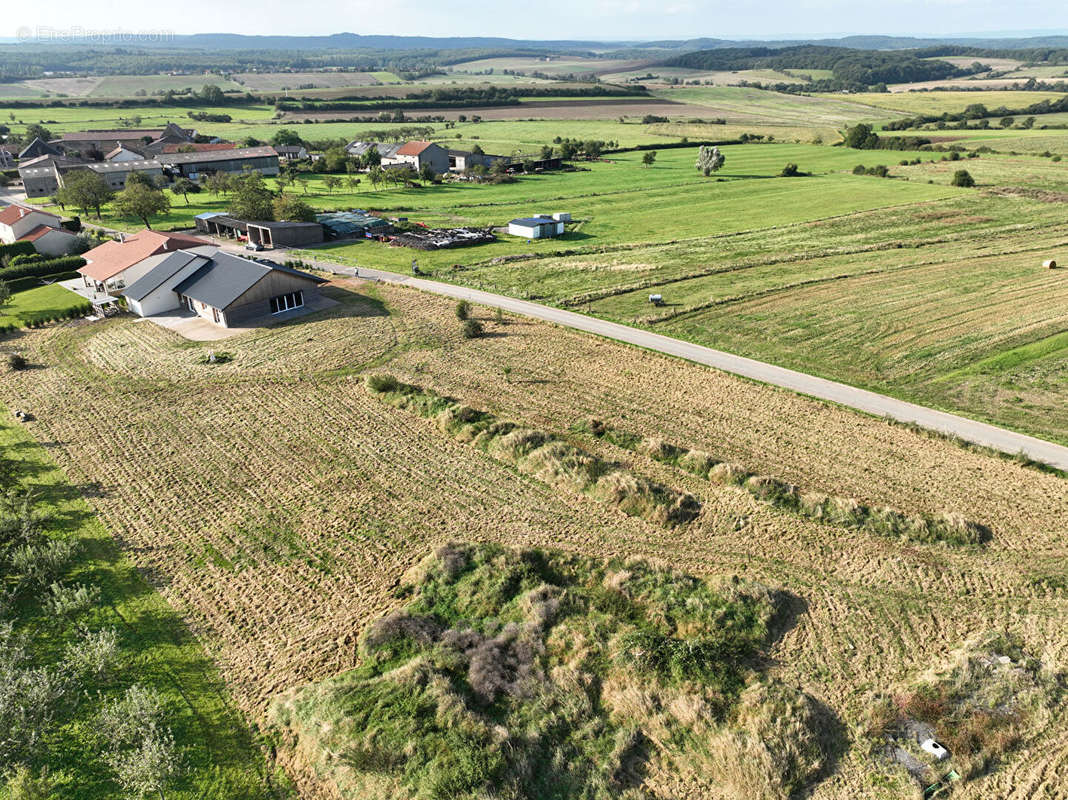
[0,284,89,327]
[848,90,1068,116]
[0,413,284,799]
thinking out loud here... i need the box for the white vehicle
[921,738,950,761]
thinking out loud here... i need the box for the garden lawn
[0,284,88,327]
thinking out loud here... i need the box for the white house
[0,203,80,256]
[381,141,450,175]
[507,215,565,239]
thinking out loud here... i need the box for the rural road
[279,254,1068,473]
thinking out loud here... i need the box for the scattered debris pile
[389,227,496,250]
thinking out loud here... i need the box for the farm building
[382,141,450,175]
[159,146,280,181]
[19,156,165,197]
[345,141,403,160]
[77,229,207,293]
[124,246,326,328]
[50,123,196,158]
[105,145,146,162]
[0,147,15,169]
[17,137,63,161]
[317,211,392,240]
[508,216,566,239]
[194,213,248,238]
[274,145,309,161]
[448,149,509,172]
[0,203,80,256]
[246,221,325,248]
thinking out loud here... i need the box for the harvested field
[234,71,385,91]
[281,97,686,122]
[1,278,1067,799]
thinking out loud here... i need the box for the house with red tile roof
[381,140,449,176]
[0,203,80,256]
[77,229,208,293]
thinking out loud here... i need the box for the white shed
[508,216,565,239]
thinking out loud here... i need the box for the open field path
[248,245,1068,471]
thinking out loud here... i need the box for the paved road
[251,251,1066,472]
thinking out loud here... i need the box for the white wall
[508,223,538,239]
[130,259,206,317]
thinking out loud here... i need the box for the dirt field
[234,71,385,91]
[2,279,1066,799]
[280,97,687,122]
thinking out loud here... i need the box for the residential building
[508,215,566,239]
[0,203,79,256]
[159,146,280,180]
[124,246,326,327]
[381,141,450,175]
[77,229,207,294]
[274,144,309,161]
[345,141,403,160]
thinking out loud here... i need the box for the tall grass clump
[270,543,827,800]
[366,378,701,527]
[582,419,989,545]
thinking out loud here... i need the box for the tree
[113,183,170,229]
[345,175,361,192]
[170,177,196,205]
[844,123,878,150]
[951,169,975,187]
[368,165,383,189]
[57,170,114,220]
[202,172,233,196]
[540,145,554,160]
[462,319,484,339]
[240,136,262,148]
[695,145,725,176]
[0,280,10,310]
[270,128,303,147]
[323,175,342,194]
[642,151,657,167]
[124,171,156,190]
[273,194,316,222]
[583,140,603,159]
[419,164,436,184]
[361,147,381,168]
[780,162,800,177]
[98,686,181,800]
[455,300,471,321]
[228,174,275,221]
[322,147,350,174]
[471,144,485,156]
[999,116,1015,128]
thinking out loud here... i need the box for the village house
[76,229,207,294]
[274,144,309,161]
[381,141,450,175]
[124,246,326,328]
[0,203,80,256]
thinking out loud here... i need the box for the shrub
[780,163,800,177]
[8,353,27,371]
[454,299,471,321]
[462,319,484,339]
[951,169,976,187]
[852,164,867,175]
[365,373,401,393]
[866,164,889,177]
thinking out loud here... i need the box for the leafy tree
[270,128,303,147]
[202,172,234,195]
[123,171,156,190]
[227,173,274,221]
[419,164,436,184]
[21,124,52,146]
[368,165,383,189]
[198,84,225,105]
[57,170,114,220]
[273,194,316,222]
[951,169,975,187]
[345,175,361,192]
[999,116,1015,128]
[540,144,554,160]
[642,151,657,167]
[361,147,382,168]
[583,140,603,159]
[113,183,171,229]
[471,143,485,156]
[322,147,350,174]
[170,177,196,205]
[695,145,725,176]
[455,300,471,321]
[322,175,342,194]
[240,136,261,148]
[843,123,878,150]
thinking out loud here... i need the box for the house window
[269,290,304,314]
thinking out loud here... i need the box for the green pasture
[848,90,1068,116]
[650,86,891,126]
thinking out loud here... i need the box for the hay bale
[1043,259,1057,269]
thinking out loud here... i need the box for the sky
[7,0,1068,42]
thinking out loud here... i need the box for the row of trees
[52,170,172,228]
[0,449,182,798]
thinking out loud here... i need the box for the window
[269,290,304,314]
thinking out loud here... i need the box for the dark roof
[173,250,324,310]
[123,250,210,302]
[510,216,557,227]
[245,220,322,230]
[159,146,278,165]
[201,215,248,231]
[18,137,63,160]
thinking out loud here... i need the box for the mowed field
[1,281,1066,799]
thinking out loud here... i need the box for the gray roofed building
[158,146,280,179]
[345,141,403,159]
[126,246,326,328]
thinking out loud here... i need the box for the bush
[866,164,889,177]
[455,299,471,321]
[7,353,26,371]
[0,256,87,282]
[852,164,867,175]
[780,163,801,177]
[952,169,976,187]
[462,319,483,339]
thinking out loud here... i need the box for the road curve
[269,250,1068,472]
